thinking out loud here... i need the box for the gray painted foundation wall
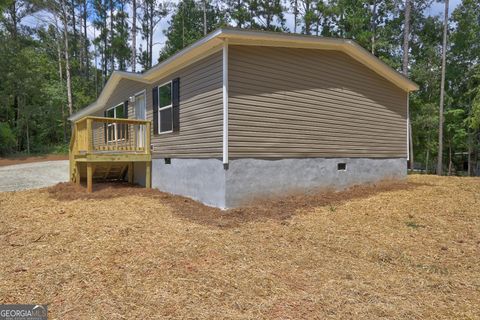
[138,157,406,209]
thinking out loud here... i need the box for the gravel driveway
[0,160,69,192]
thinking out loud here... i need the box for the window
[337,163,347,171]
[106,103,127,142]
[158,82,173,133]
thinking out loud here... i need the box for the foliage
[159,0,226,61]
[0,122,16,155]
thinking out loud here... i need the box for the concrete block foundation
[139,158,406,208]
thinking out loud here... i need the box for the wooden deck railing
[70,116,151,155]
[69,116,152,192]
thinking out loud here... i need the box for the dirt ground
[0,154,68,167]
[0,175,479,319]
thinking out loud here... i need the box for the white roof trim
[69,28,418,122]
[69,71,149,121]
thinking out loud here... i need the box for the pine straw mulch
[0,175,479,319]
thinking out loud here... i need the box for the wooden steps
[74,162,132,183]
[92,163,128,180]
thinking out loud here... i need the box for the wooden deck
[69,116,152,192]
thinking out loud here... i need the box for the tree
[437,0,449,175]
[444,108,467,175]
[409,15,443,172]
[450,0,480,176]
[111,0,130,70]
[93,0,108,84]
[402,0,413,169]
[159,0,224,61]
[139,0,168,69]
[131,0,137,72]
[249,0,286,31]
[226,0,252,28]
[61,0,74,116]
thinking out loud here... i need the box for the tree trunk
[56,23,67,143]
[467,132,472,176]
[305,0,311,34]
[131,0,137,72]
[203,0,207,36]
[70,0,77,57]
[437,0,449,176]
[402,0,413,171]
[293,0,298,33]
[426,148,430,173]
[110,0,114,73]
[62,0,74,116]
[9,1,20,142]
[182,9,185,48]
[103,12,108,84]
[94,28,99,97]
[371,0,377,54]
[25,114,30,155]
[448,144,453,176]
[149,1,153,68]
[83,0,89,78]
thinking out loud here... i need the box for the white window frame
[158,81,173,135]
[106,103,126,142]
[133,89,147,119]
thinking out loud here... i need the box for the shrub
[0,122,16,156]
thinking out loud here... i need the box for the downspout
[222,39,229,168]
[406,92,410,163]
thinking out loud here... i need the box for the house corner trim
[222,39,229,165]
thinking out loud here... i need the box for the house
[68,28,419,208]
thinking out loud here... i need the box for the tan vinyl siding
[92,50,223,158]
[228,45,408,158]
[148,50,223,158]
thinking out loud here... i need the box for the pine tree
[112,0,130,70]
[159,0,224,61]
[139,0,168,69]
[437,0,449,175]
[93,0,109,84]
[227,0,252,28]
[249,0,286,31]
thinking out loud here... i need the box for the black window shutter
[124,100,129,139]
[172,77,180,132]
[123,100,129,118]
[103,110,107,143]
[152,86,159,135]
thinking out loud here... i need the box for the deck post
[87,162,93,193]
[145,122,151,154]
[145,161,151,189]
[128,162,134,184]
[86,118,93,152]
[75,162,81,185]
